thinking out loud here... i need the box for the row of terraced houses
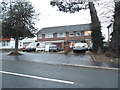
[37,24,92,49]
[1,22,114,49]
[1,23,92,49]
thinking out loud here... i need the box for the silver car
[49,45,61,52]
[73,43,88,53]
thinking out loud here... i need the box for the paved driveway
[1,52,119,68]
[2,52,91,63]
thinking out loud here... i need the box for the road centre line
[0,71,74,85]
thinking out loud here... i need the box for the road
[1,59,118,88]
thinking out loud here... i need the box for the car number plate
[76,46,81,48]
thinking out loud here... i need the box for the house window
[76,32,81,36]
[57,33,66,37]
[38,34,42,39]
[45,33,53,38]
[2,41,9,46]
[19,42,22,47]
[84,31,92,36]
[69,32,74,37]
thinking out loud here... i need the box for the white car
[83,43,88,51]
[73,43,88,53]
[26,42,39,52]
[36,45,45,51]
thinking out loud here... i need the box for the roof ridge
[41,23,91,30]
[37,23,91,34]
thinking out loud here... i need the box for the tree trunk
[14,36,19,54]
[88,2,103,53]
[110,2,120,57]
[88,2,99,23]
[9,36,21,55]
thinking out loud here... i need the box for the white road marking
[0,71,74,85]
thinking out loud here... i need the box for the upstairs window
[69,32,74,37]
[76,32,81,36]
[45,33,53,38]
[57,33,66,38]
[38,34,42,39]
[84,31,92,36]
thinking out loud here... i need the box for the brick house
[37,24,92,49]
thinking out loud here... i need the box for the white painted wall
[0,39,23,49]
[0,36,37,49]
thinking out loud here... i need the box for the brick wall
[38,31,91,42]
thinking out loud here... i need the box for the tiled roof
[0,38,11,41]
[38,23,91,34]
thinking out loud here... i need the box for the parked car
[49,45,61,52]
[22,47,26,52]
[73,43,88,53]
[82,43,88,51]
[26,42,40,52]
[36,45,45,51]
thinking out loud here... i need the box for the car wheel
[73,50,76,53]
[57,49,59,52]
[82,50,85,53]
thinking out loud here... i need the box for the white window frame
[2,41,9,46]
[45,33,53,38]
[76,32,81,36]
[57,33,66,38]
[69,32,74,37]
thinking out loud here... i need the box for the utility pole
[65,26,69,54]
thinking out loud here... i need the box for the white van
[36,43,46,51]
[26,42,40,52]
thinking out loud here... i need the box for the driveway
[1,52,119,69]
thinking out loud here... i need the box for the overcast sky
[29,0,114,41]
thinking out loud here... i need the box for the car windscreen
[39,45,45,48]
[49,45,57,48]
[28,43,37,46]
[74,43,84,47]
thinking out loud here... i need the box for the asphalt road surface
[1,60,118,88]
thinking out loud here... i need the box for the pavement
[1,51,119,70]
